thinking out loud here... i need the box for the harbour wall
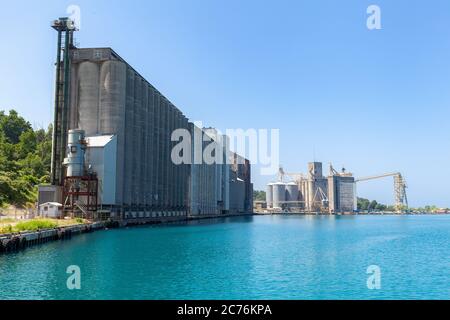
[0,213,254,255]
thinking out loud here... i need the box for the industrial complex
[38,18,252,221]
[36,17,408,221]
[264,162,408,214]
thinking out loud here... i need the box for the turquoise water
[0,215,449,300]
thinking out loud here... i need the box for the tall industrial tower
[50,18,77,186]
[356,172,408,212]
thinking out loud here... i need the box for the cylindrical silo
[158,96,164,212]
[307,180,314,212]
[176,110,183,212]
[272,182,286,209]
[148,88,156,210]
[168,104,175,212]
[98,60,126,206]
[133,74,143,207]
[63,129,85,177]
[286,182,299,208]
[124,68,135,207]
[142,83,149,210]
[154,93,161,211]
[99,60,126,135]
[266,183,273,208]
[78,61,100,136]
[161,98,168,212]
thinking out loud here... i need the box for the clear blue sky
[0,0,449,207]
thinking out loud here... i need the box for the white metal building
[39,202,63,218]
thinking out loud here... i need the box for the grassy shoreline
[0,218,85,235]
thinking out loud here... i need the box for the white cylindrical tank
[78,62,100,136]
[63,129,86,177]
[286,182,299,207]
[272,182,286,209]
[266,183,273,208]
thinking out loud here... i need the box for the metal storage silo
[63,129,86,177]
[286,182,299,208]
[272,182,286,209]
[266,183,273,208]
[78,61,100,136]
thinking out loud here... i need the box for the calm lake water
[0,215,449,300]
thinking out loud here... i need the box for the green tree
[0,110,52,207]
[369,200,378,211]
[0,110,32,144]
[16,129,37,158]
[253,190,266,201]
[358,197,390,212]
[357,197,370,211]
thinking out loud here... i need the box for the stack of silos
[70,49,193,217]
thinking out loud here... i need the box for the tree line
[0,110,52,208]
[356,197,392,211]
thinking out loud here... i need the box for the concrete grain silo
[272,182,286,209]
[99,60,126,134]
[78,61,100,136]
[65,48,192,218]
[56,46,247,220]
[98,60,127,204]
[286,182,299,208]
[266,183,273,208]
